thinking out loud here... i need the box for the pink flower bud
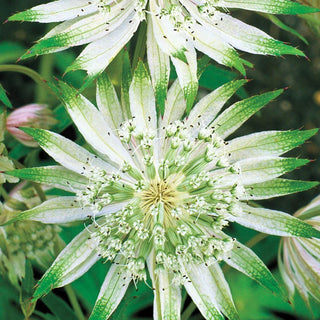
[6,104,58,147]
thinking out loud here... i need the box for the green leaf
[199,65,247,99]
[9,1,97,23]
[266,14,308,44]
[226,268,320,320]
[52,103,73,133]
[299,204,320,221]
[149,4,188,64]
[191,22,247,75]
[0,276,23,319]
[41,292,79,320]
[20,260,37,319]
[111,282,153,320]
[0,84,13,109]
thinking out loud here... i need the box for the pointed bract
[9,0,314,85]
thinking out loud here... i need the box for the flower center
[139,176,184,216]
[81,118,247,282]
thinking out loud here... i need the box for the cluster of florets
[75,116,249,283]
[4,222,59,260]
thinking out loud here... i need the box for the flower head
[0,183,60,288]
[9,1,317,108]
[279,195,320,309]
[6,104,58,147]
[6,64,320,319]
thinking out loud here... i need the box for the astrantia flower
[9,0,317,108]
[279,195,320,309]
[0,183,60,288]
[5,64,320,319]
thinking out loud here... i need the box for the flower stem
[245,232,269,249]
[0,65,53,97]
[35,24,55,103]
[35,54,55,103]
[65,285,86,320]
[31,182,47,203]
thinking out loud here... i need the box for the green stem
[245,232,269,249]
[132,21,147,70]
[35,24,56,103]
[65,285,86,320]
[35,54,55,103]
[181,232,270,320]
[31,182,47,203]
[0,65,53,97]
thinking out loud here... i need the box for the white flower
[279,195,320,308]
[5,64,320,319]
[9,0,316,108]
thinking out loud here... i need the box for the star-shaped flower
[9,0,317,108]
[5,64,320,319]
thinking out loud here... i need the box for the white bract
[6,65,320,319]
[279,195,320,309]
[9,0,317,109]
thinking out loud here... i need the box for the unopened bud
[6,104,58,147]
